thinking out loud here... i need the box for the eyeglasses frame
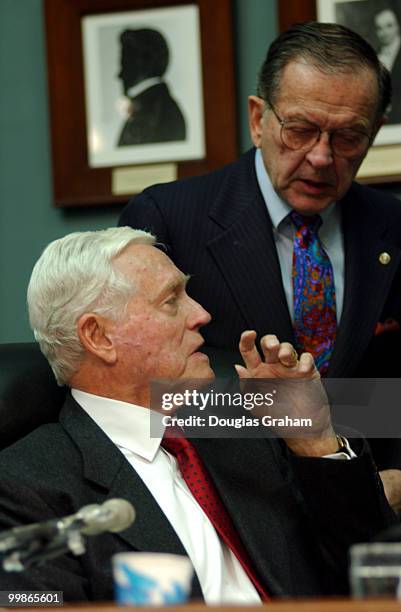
[266,100,373,159]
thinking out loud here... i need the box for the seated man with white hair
[0,227,396,602]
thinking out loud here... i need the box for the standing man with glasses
[119,22,401,509]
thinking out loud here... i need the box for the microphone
[71,498,135,535]
[0,499,135,570]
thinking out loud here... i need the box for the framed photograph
[278,0,401,183]
[82,5,205,167]
[318,1,401,141]
[44,0,237,207]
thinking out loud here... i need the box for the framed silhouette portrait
[44,0,237,207]
[82,5,205,167]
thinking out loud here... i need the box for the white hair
[27,227,155,386]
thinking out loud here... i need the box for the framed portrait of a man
[82,5,205,168]
[317,0,401,145]
[44,0,236,207]
[316,0,401,182]
[277,0,401,182]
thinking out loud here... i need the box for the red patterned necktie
[291,211,337,375]
[161,432,270,601]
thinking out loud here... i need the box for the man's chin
[288,194,336,214]
[284,182,338,213]
[182,353,215,380]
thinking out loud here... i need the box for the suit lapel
[59,396,186,555]
[207,150,294,343]
[328,185,401,376]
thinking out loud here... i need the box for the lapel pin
[379,252,391,265]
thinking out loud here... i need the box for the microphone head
[77,499,135,535]
[101,499,136,533]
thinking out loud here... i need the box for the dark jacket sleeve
[289,437,398,592]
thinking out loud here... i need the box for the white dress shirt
[71,389,261,605]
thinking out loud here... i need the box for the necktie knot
[290,211,322,248]
[290,210,322,233]
[161,433,190,457]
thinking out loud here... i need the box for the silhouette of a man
[117,28,187,146]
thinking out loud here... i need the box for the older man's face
[249,61,380,214]
[110,244,214,401]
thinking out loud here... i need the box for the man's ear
[77,313,117,364]
[248,96,266,148]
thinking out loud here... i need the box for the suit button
[379,252,391,265]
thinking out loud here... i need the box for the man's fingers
[278,342,299,367]
[239,332,319,379]
[234,364,252,379]
[260,335,281,363]
[298,352,320,378]
[238,330,261,370]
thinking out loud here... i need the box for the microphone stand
[0,498,135,572]
[2,524,86,572]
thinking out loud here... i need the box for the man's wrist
[286,433,339,457]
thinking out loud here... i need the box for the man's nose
[188,297,212,328]
[305,132,334,168]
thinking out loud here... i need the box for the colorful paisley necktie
[291,211,337,374]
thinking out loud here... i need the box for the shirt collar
[71,389,165,462]
[126,77,163,99]
[254,148,338,230]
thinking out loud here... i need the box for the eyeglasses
[268,103,372,159]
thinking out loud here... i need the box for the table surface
[5,600,401,611]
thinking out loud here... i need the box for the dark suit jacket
[119,148,401,468]
[117,82,186,146]
[0,396,396,601]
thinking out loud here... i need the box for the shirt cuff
[323,437,356,460]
